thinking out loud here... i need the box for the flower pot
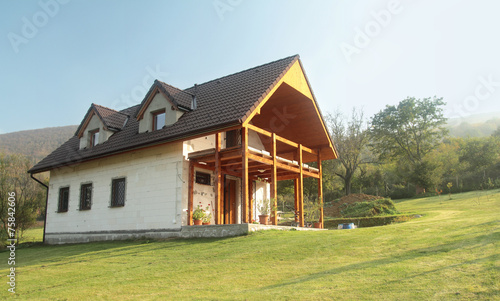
[259,215,269,225]
[313,222,322,229]
[202,222,210,225]
[193,219,202,225]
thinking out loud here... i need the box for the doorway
[224,177,237,224]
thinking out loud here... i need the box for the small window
[58,187,69,212]
[89,129,99,147]
[152,110,166,131]
[80,183,92,210]
[195,172,211,185]
[111,178,126,207]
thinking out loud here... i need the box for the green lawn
[1,190,499,300]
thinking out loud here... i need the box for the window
[111,178,126,207]
[195,172,211,185]
[58,187,69,212]
[80,183,92,210]
[152,110,166,131]
[89,129,99,147]
[226,129,241,148]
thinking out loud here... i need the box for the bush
[340,198,399,218]
[324,214,416,228]
[389,184,416,199]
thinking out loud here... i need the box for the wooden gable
[243,60,337,162]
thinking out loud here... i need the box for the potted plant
[258,199,270,225]
[202,204,212,225]
[192,204,205,225]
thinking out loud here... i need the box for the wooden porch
[187,123,325,228]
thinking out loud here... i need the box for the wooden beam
[188,160,194,225]
[249,179,254,223]
[317,150,324,229]
[241,126,249,223]
[246,153,320,179]
[246,123,272,137]
[192,162,215,172]
[271,133,278,225]
[294,178,299,222]
[246,123,317,155]
[214,132,222,224]
[298,144,304,227]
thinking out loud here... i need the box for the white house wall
[46,142,185,243]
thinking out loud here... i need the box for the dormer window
[152,109,166,131]
[90,129,99,147]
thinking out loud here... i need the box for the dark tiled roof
[156,80,193,110]
[29,55,299,173]
[94,104,129,130]
[74,104,129,137]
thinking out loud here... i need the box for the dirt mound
[324,193,384,217]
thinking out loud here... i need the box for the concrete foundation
[44,224,325,244]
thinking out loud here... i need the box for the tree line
[280,97,500,201]
[324,97,500,200]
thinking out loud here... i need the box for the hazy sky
[1,0,499,134]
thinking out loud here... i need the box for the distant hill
[447,112,500,138]
[0,125,78,162]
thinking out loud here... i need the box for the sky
[1,0,500,134]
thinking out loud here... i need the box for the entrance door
[224,178,237,224]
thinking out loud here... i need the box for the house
[29,55,338,244]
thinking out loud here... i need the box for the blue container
[343,223,354,229]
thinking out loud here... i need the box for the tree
[370,97,448,191]
[326,108,369,195]
[459,137,500,176]
[493,126,500,138]
[0,154,46,245]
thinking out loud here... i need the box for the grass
[1,190,499,300]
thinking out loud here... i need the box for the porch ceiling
[249,83,336,162]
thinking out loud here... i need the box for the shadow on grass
[256,232,498,292]
[0,235,242,270]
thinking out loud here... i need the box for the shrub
[340,198,399,218]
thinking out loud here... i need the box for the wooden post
[294,178,299,222]
[298,144,304,227]
[270,133,278,225]
[188,160,194,225]
[215,132,222,224]
[317,150,323,229]
[241,127,249,223]
[249,179,254,223]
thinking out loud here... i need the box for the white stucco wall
[79,114,114,150]
[253,180,271,220]
[46,142,185,234]
[138,93,184,133]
